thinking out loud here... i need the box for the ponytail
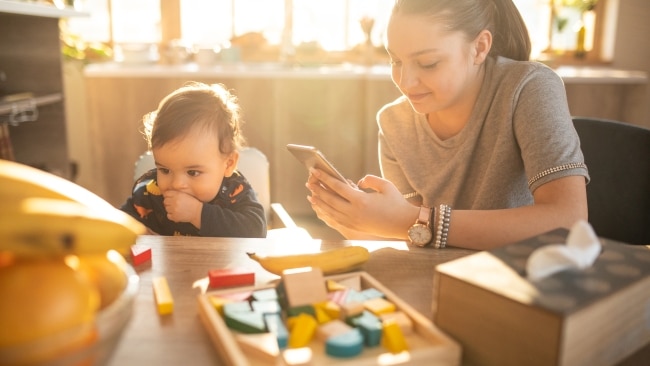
[490,0,531,61]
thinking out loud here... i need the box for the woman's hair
[143,82,246,154]
[392,0,531,61]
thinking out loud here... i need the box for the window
[64,0,612,64]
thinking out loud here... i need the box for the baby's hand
[162,190,202,226]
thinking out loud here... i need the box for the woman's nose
[395,65,418,90]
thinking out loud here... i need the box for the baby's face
[152,126,235,203]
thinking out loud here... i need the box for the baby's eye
[187,170,201,177]
[157,168,170,175]
[389,59,402,67]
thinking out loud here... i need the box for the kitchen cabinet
[0,1,87,178]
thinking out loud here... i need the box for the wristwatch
[408,206,433,247]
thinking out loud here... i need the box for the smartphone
[286,144,357,188]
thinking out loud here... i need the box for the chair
[134,148,309,237]
[572,117,650,245]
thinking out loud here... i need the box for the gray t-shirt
[378,56,589,210]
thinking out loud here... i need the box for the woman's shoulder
[377,95,411,121]
[492,56,561,82]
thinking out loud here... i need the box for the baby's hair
[142,81,246,154]
[391,0,531,61]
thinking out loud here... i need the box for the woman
[306,0,588,250]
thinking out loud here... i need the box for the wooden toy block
[344,289,366,304]
[340,301,365,318]
[223,301,252,314]
[379,311,413,335]
[252,287,278,301]
[326,279,348,292]
[325,328,364,358]
[282,267,328,308]
[360,287,384,300]
[286,304,315,318]
[316,319,353,341]
[288,313,317,348]
[314,304,333,324]
[152,276,173,315]
[281,347,312,365]
[364,297,396,316]
[264,313,288,349]
[234,333,279,363]
[327,289,348,305]
[225,310,267,334]
[208,295,233,316]
[130,244,151,266]
[381,319,408,353]
[252,299,281,314]
[331,275,362,291]
[350,311,382,347]
[208,268,255,288]
[319,301,341,321]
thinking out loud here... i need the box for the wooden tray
[197,271,461,365]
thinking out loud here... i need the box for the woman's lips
[406,92,429,103]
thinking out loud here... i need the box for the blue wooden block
[360,287,384,300]
[325,328,364,358]
[252,300,281,314]
[252,287,278,301]
[264,312,288,349]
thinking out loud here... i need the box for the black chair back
[573,117,650,245]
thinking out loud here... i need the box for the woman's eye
[420,61,439,69]
[188,170,201,177]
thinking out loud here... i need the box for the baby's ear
[224,150,240,177]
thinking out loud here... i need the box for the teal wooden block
[224,311,267,334]
[252,300,281,314]
[252,287,278,301]
[325,328,364,358]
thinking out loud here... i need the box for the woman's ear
[224,150,239,177]
[473,29,492,65]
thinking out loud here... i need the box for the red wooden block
[208,268,255,289]
[130,244,152,266]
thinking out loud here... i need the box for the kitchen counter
[85,62,647,84]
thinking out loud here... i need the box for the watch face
[408,223,432,246]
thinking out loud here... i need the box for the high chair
[133,148,310,238]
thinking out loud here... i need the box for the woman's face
[386,13,483,115]
[153,125,237,203]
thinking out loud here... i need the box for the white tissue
[526,220,601,281]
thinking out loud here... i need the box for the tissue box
[433,228,650,366]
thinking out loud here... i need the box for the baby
[121,82,266,237]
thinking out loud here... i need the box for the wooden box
[198,271,461,365]
[433,228,650,366]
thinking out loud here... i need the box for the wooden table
[106,234,474,365]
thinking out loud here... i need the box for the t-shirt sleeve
[512,65,589,192]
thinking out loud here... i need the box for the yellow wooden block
[208,295,233,316]
[288,313,317,348]
[381,319,408,353]
[320,300,341,321]
[364,297,396,316]
[153,276,174,315]
[379,311,413,335]
[314,304,332,324]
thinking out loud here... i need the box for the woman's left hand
[306,168,417,240]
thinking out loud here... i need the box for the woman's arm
[307,168,587,250]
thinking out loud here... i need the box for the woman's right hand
[306,168,418,240]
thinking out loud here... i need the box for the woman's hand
[306,168,418,240]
